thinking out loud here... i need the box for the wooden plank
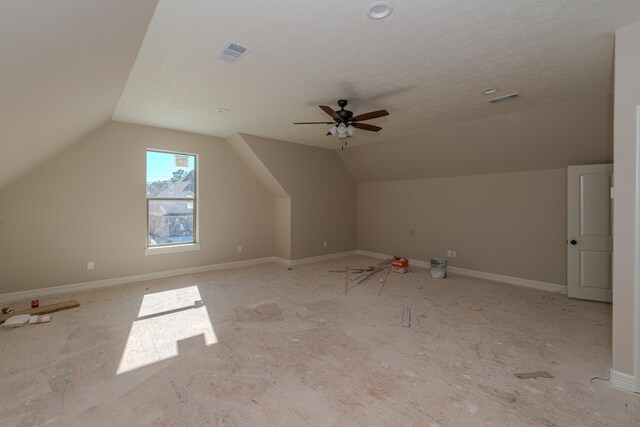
[345,267,349,295]
[378,267,391,296]
[353,261,391,285]
[350,260,389,281]
[402,308,411,327]
[0,300,80,324]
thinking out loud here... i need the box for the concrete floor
[1,255,638,426]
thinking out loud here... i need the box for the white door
[567,164,613,302]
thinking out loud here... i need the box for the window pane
[146,151,195,198]
[148,200,194,246]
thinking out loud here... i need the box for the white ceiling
[0,0,158,190]
[2,1,640,191]
[114,0,640,149]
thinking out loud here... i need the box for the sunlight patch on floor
[117,285,217,374]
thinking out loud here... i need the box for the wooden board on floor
[0,300,80,324]
[402,308,411,327]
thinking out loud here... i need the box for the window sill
[145,243,201,256]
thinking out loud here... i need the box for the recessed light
[481,87,498,95]
[217,107,231,113]
[367,1,393,20]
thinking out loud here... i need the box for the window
[146,150,197,248]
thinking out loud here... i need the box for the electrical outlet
[323,241,328,248]
[452,250,457,257]
[237,246,242,253]
[447,250,452,257]
[87,261,94,271]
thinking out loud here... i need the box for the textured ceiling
[0,0,158,190]
[114,0,640,149]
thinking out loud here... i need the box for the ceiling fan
[294,99,389,147]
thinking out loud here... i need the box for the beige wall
[358,169,567,285]
[226,133,291,259]
[240,134,357,260]
[0,122,275,293]
[612,21,640,379]
[339,95,612,183]
[274,198,292,259]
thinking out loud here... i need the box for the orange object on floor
[391,257,409,273]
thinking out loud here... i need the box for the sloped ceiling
[114,0,640,149]
[338,95,613,182]
[2,1,640,190]
[0,0,158,190]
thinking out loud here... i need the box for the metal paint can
[31,299,39,308]
[1,307,14,314]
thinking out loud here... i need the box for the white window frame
[145,149,200,255]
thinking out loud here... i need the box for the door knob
[570,240,577,245]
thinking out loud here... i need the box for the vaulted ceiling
[0,0,158,190]
[2,0,640,190]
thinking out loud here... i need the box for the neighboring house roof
[154,170,195,199]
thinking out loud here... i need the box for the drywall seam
[356,250,566,293]
[609,369,638,393]
[0,256,276,303]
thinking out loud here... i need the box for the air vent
[487,93,521,104]
[217,42,249,63]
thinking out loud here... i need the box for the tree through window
[146,150,197,247]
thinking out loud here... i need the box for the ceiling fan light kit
[293,99,389,148]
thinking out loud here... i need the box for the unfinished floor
[1,255,638,426]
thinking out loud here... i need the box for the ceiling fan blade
[293,122,335,124]
[351,109,389,122]
[352,123,382,132]
[319,105,341,121]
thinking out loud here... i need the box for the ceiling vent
[217,42,249,63]
[487,93,521,104]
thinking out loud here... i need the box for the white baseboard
[285,250,357,267]
[272,257,291,266]
[0,249,567,302]
[447,266,566,293]
[610,369,638,393]
[0,256,275,303]
[355,249,566,293]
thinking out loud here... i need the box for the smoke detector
[217,42,249,63]
[367,1,393,19]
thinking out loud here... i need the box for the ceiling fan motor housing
[336,99,353,122]
[337,109,353,122]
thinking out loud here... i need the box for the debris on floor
[430,258,447,279]
[29,314,51,324]
[514,371,555,380]
[378,268,391,295]
[2,314,31,328]
[402,308,411,327]
[391,257,409,274]
[468,304,484,311]
[0,300,80,325]
[334,260,393,295]
[351,259,391,285]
